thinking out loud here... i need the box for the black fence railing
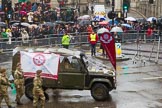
[0,32,160,52]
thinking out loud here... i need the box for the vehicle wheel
[91,83,109,101]
[25,82,34,100]
[25,83,49,101]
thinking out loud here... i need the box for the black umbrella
[0,22,7,27]
[9,20,20,25]
[79,20,91,26]
[65,21,74,24]
[12,22,30,27]
[55,20,66,24]
[44,22,55,27]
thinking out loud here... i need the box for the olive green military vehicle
[12,47,116,101]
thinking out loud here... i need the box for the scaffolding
[132,38,146,66]
[149,35,160,64]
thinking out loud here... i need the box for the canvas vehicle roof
[12,47,85,73]
[13,47,84,58]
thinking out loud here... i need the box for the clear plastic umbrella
[28,24,38,28]
[121,24,132,28]
[77,15,90,20]
[110,26,123,32]
[147,17,157,22]
[97,28,109,34]
[125,17,136,21]
[99,21,108,25]
[12,22,30,27]
[0,22,7,27]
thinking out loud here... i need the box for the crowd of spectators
[0,18,161,44]
[0,1,161,45]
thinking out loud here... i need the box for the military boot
[17,101,23,105]
[33,106,37,108]
[8,105,15,108]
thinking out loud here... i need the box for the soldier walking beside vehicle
[33,70,45,108]
[0,68,14,108]
[14,63,24,105]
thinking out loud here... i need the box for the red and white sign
[100,32,116,70]
[20,51,60,80]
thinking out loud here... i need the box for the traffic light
[107,11,116,19]
[123,4,128,12]
[124,5,128,11]
[7,0,12,19]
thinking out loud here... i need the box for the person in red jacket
[87,25,93,34]
[88,31,99,56]
[146,26,153,37]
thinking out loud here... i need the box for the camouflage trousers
[0,93,11,107]
[15,84,24,103]
[33,89,45,108]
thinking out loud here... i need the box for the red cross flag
[100,32,116,70]
[20,51,60,80]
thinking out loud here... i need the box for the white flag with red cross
[20,51,60,80]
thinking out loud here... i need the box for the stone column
[50,0,59,8]
[115,0,122,11]
[158,0,162,17]
[161,0,162,16]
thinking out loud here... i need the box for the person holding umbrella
[6,28,12,44]
[27,12,34,24]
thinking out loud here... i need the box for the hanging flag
[20,51,60,80]
[100,32,116,70]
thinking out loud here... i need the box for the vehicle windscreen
[82,56,113,73]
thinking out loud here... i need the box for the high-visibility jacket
[90,34,97,41]
[88,33,98,44]
[62,35,70,45]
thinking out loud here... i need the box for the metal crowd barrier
[0,32,160,52]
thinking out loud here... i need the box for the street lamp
[41,0,44,23]
[112,0,115,26]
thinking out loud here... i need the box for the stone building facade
[4,0,162,18]
[128,0,162,18]
[137,0,162,18]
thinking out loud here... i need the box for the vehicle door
[58,56,86,89]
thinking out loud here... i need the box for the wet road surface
[1,51,162,108]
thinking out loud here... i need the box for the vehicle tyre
[91,83,109,101]
[25,82,34,100]
[25,83,49,101]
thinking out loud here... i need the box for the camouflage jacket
[0,74,11,94]
[14,69,24,85]
[33,75,43,92]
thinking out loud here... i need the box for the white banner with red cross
[20,51,60,80]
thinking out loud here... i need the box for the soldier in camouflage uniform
[33,70,45,108]
[0,68,14,108]
[14,63,24,105]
